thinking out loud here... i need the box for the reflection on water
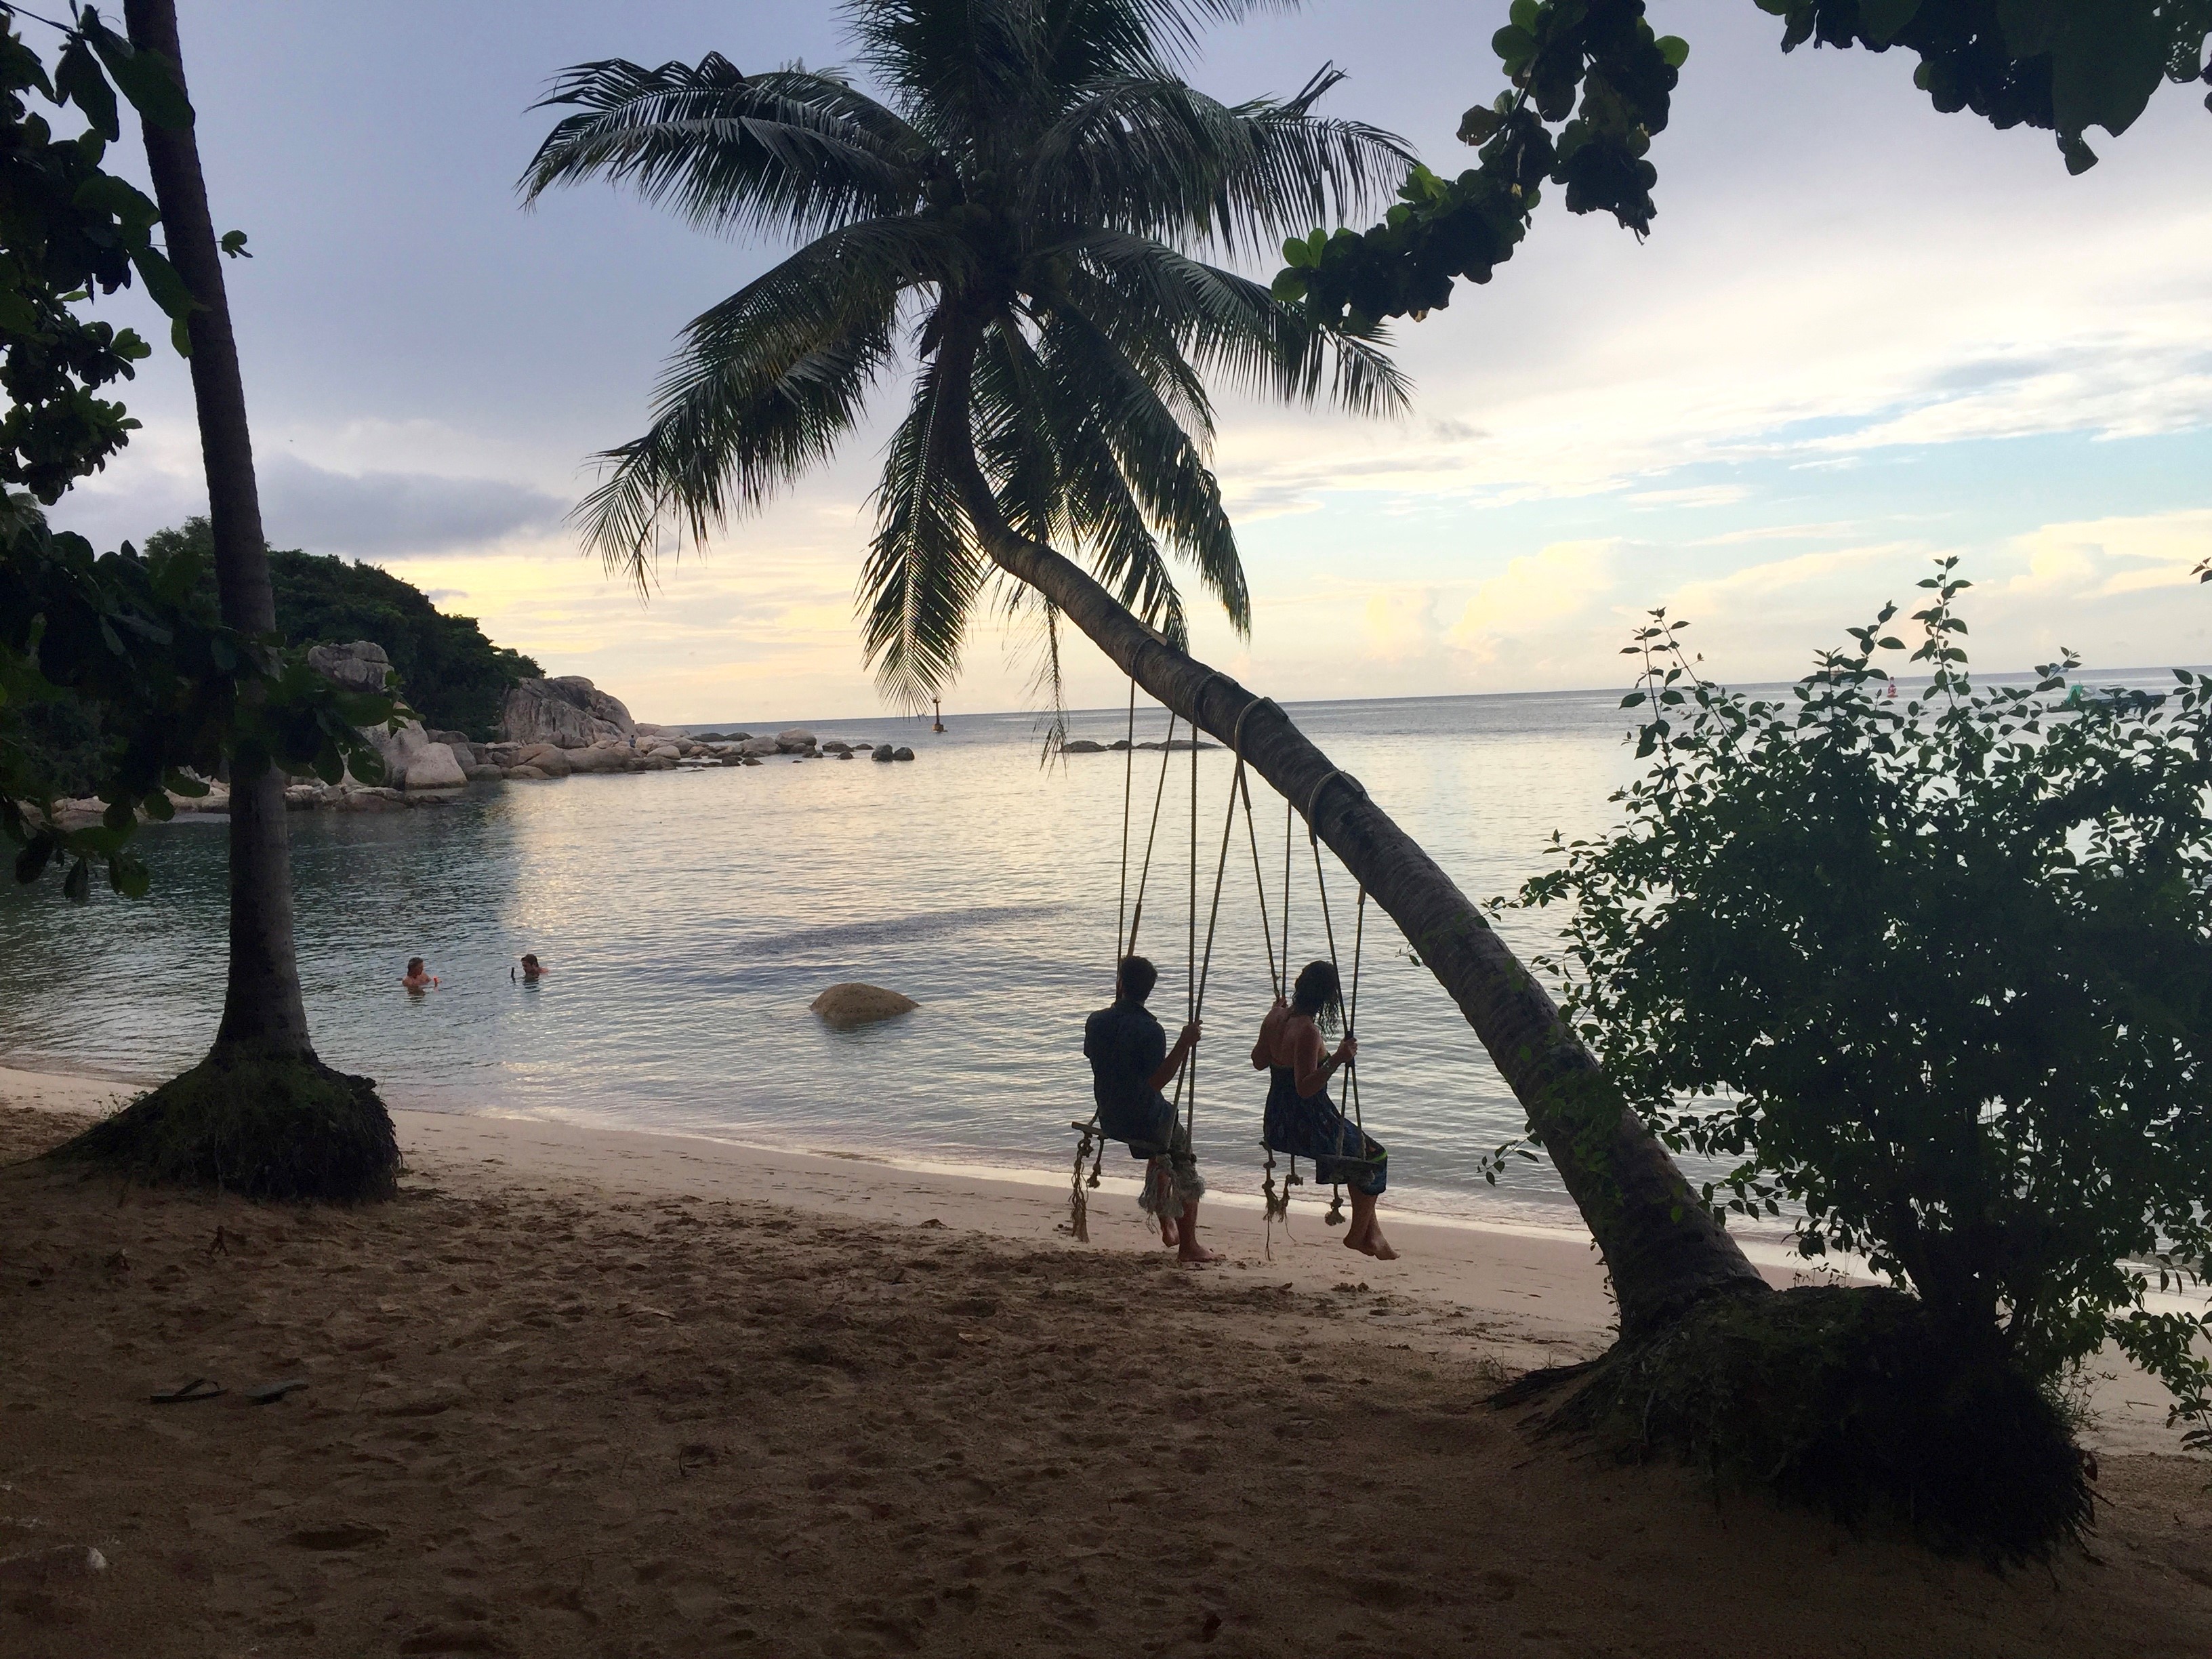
[0,691,1647,1224]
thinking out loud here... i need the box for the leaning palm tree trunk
[53,0,401,1202]
[124,0,308,1058]
[938,361,1762,1338]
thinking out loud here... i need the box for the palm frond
[1040,0,1293,81]
[521,56,933,241]
[859,348,987,706]
[575,228,913,583]
[1058,231,1410,417]
[1038,305,1242,633]
[1029,66,1412,256]
[973,312,1197,644]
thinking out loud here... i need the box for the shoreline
[7,1087,2209,1658]
[4,1061,2195,1457]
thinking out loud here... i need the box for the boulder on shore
[809,983,920,1030]
[501,676,636,749]
[893,746,916,762]
[872,744,895,762]
[516,744,573,777]
[306,640,392,695]
[776,727,817,754]
[563,743,630,774]
[1062,739,1104,754]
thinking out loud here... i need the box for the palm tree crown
[522,0,1411,705]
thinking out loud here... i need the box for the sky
[44,1,2212,724]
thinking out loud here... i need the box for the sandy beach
[4,1064,2210,1658]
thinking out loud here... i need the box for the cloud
[1667,543,1918,623]
[258,455,569,558]
[1629,485,1750,509]
[1361,588,1444,663]
[2001,509,2212,599]
[1688,522,1862,548]
[1449,540,1620,661]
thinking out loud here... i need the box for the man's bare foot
[1177,1243,1223,1265]
[1352,1231,1398,1261]
[1160,1218,1181,1248]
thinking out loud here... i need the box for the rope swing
[1071,683,1386,1256]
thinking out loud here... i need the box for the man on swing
[1083,955,1218,1263]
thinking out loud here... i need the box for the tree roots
[1498,1285,2091,1561]
[52,1051,401,1202]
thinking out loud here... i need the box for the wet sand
[3,1071,2209,1657]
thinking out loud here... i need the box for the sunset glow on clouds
[49,1,2212,723]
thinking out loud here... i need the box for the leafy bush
[1515,559,2212,1439]
[145,516,541,738]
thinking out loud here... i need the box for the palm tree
[56,0,399,1200]
[523,0,1763,1336]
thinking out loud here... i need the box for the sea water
[0,682,2038,1230]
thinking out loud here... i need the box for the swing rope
[1304,771,1370,1229]
[1074,673,1232,1239]
[1114,676,1135,964]
[1074,684,1179,1240]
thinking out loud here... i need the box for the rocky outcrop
[516,744,573,777]
[275,643,933,810]
[501,676,636,750]
[306,640,392,696]
[809,983,919,1029]
[564,743,632,774]
[382,726,467,790]
[300,640,470,791]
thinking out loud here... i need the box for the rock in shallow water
[809,983,919,1029]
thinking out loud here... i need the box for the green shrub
[1514,559,2212,1443]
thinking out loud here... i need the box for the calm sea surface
[8,678,2143,1229]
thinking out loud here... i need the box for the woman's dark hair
[1117,955,1158,1003]
[407,957,424,975]
[1292,959,1342,1031]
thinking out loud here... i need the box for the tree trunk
[125,0,314,1060]
[936,345,1763,1338]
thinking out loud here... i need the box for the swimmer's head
[520,954,541,971]
[407,957,425,975]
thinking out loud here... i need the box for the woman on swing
[1252,960,1395,1259]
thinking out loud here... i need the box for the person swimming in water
[519,954,545,981]
[1252,960,1393,1258]
[402,957,438,991]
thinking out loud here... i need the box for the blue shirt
[1084,996,1168,1129]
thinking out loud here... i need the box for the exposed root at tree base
[1497,1285,2091,1563]
[47,1052,400,1202]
